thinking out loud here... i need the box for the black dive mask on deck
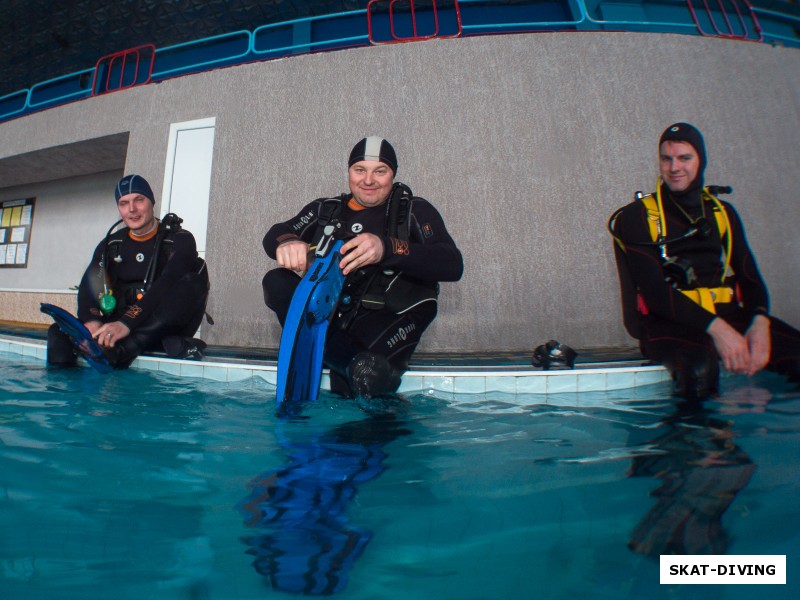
[531,340,577,370]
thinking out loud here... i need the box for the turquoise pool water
[0,352,798,599]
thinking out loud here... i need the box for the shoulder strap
[101,220,126,283]
[385,182,412,241]
[316,196,345,226]
[638,194,662,243]
[607,191,664,251]
[143,214,184,291]
[708,199,728,240]
[639,189,729,243]
[703,190,733,280]
[309,196,346,252]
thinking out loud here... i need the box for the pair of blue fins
[42,224,346,413]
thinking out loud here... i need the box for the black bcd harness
[101,213,204,308]
[311,183,437,328]
[608,185,734,339]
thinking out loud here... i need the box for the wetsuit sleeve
[723,201,769,318]
[118,230,199,331]
[263,200,323,259]
[77,240,107,323]
[380,198,463,282]
[614,201,717,331]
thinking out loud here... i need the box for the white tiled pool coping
[1,334,671,394]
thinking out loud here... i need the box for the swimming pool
[1,352,797,599]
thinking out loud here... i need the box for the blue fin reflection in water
[239,416,410,595]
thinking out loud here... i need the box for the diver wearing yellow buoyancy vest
[609,123,800,399]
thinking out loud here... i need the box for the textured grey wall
[0,32,797,351]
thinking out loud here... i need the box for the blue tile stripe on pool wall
[0,335,669,392]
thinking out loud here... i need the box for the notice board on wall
[0,197,36,268]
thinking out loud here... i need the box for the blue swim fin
[40,303,113,374]
[276,228,346,414]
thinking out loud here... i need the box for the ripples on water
[1,352,798,599]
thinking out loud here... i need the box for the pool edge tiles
[0,334,668,394]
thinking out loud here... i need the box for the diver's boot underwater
[103,336,141,369]
[347,352,402,399]
[673,347,719,400]
[46,323,78,367]
[324,339,402,399]
[772,351,800,385]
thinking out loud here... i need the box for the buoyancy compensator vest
[311,183,438,330]
[100,213,206,313]
[608,182,736,337]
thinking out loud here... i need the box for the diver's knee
[263,269,294,302]
[104,336,141,369]
[261,271,275,308]
[153,273,208,326]
[262,269,300,324]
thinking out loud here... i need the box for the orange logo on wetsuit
[124,305,143,320]
[390,238,410,256]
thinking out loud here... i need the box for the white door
[161,117,216,259]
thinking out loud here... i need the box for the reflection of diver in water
[627,398,756,556]
[238,415,411,595]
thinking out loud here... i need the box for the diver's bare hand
[276,240,310,272]
[339,233,384,275]
[707,317,750,374]
[94,321,130,349]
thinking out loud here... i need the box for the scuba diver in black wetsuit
[47,174,210,369]
[610,123,800,399]
[262,137,463,398]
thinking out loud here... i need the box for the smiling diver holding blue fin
[263,137,463,411]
